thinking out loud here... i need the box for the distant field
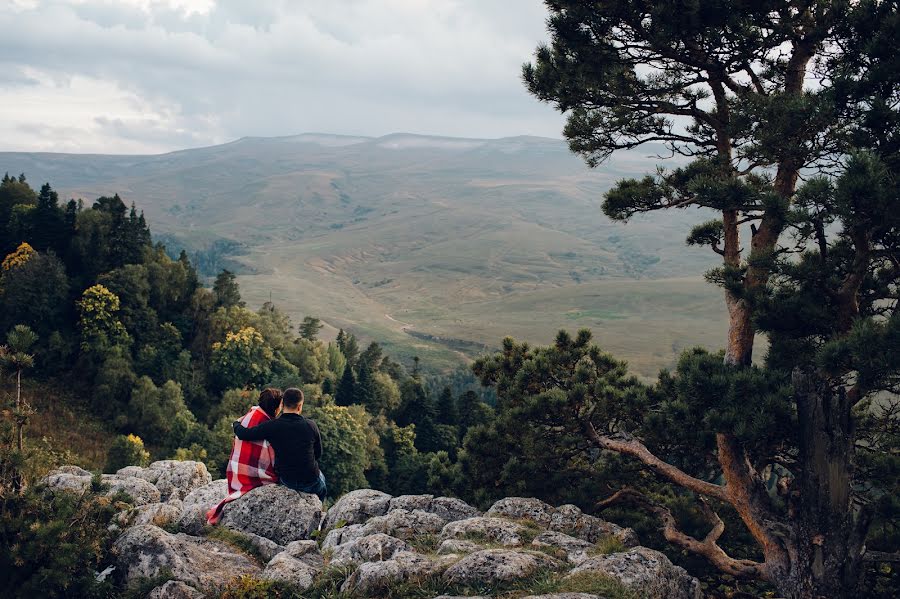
[1,133,735,377]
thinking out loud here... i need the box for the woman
[206,388,282,525]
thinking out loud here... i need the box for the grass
[203,526,268,565]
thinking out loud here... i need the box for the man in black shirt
[233,387,327,500]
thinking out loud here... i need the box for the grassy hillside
[1,133,729,376]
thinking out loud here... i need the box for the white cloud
[0,0,563,153]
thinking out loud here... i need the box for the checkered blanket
[206,405,278,525]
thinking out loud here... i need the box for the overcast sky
[0,0,565,154]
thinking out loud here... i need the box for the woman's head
[258,388,283,418]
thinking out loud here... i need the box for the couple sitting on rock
[206,387,326,525]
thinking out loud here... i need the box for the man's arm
[233,418,278,441]
[310,419,323,461]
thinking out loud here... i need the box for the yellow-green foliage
[77,284,128,348]
[210,326,274,389]
[105,434,150,472]
[1,242,35,273]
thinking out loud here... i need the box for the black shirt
[233,413,322,485]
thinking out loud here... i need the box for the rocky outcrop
[568,547,703,599]
[122,460,212,502]
[329,532,411,567]
[218,484,322,545]
[342,550,447,595]
[112,524,260,588]
[440,516,531,547]
[260,541,324,591]
[443,548,562,586]
[322,488,392,530]
[176,479,228,534]
[146,580,204,599]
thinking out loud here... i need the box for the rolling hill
[0,133,727,376]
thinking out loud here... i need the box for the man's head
[258,388,283,418]
[282,387,304,413]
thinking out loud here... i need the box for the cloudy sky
[0,0,565,154]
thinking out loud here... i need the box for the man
[232,387,327,500]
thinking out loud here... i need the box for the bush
[0,482,120,598]
[105,434,150,472]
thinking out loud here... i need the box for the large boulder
[487,497,557,527]
[522,595,606,599]
[321,523,367,550]
[261,542,323,591]
[101,474,161,506]
[440,517,530,547]
[362,508,447,540]
[342,551,446,595]
[329,533,411,567]
[132,460,212,501]
[176,479,228,534]
[112,524,260,588]
[436,539,481,555]
[42,471,91,495]
[388,495,480,523]
[123,501,183,528]
[323,488,392,530]
[443,549,561,586]
[568,547,702,599]
[146,580,204,599]
[219,484,322,545]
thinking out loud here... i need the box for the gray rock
[146,580,204,599]
[487,497,557,527]
[550,504,639,547]
[125,501,183,528]
[568,547,702,599]
[52,465,93,477]
[112,524,260,588]
[234,530,285,563]
[342,551,444,595]
[443,549,561,586]
[430,497,481,522]
[42,471,91,495]
[388,494,434,512]
[440,516,530,547]
[176,479,228,534]
[323,488,392,530]
[521,595,606,599]
[436,539,481,555]
[432,596,490,599]
[283,540,324,568]
[531,530,594,564]
[321,523,367,550]
[115,466,144,478]
[329,533,411,567]
[135,460,212,501]
[219,484,322,545]
[362,508,447,540]
[101,474,162,506]
[262,553,320,590]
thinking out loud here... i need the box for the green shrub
[105,433,150,472]
[0,483,120,598]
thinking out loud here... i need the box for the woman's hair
[258,388,283,418]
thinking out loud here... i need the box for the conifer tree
[334,363,356,407]
[299,316,323,341]
[354,359,378,410]
[212,269,243,308]
[436,386,458,425]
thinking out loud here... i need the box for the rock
[101,474,161,506]
[531,531,594,564]
[323,488,392,530]
[549,504,639,547]
[362,508,447,540]
[388,494,434,512]
[283,540,324,568]
[42,471,91,495]
[487,497,556,527]
[146,580,204,599]
[176,479,228,534]
[235,531,285,563]
[521,595,606,599]
[321,523,367,550]
[443,549,561,586]
[135,460,212,501]
[436,539,481,555]
[432,597,490,599]
[52,465,92,477]
[440,517,530,547]
[342,551,444,595]
[219,484,322,545]
[430,497,481,522]
[127,501,183,528]
[329,533,411,567]
[568,547,702,599]
[262,553,320,590]
[112,524,260,588]
[115,466,144,478]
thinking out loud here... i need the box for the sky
[0,0,566,154]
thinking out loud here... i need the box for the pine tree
[334,364,356,407]
[435,386,457,425]
[299,316,323,341]
[212,270,243,308]
[353,359,377,410]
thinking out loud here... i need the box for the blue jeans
[280,471,326,501]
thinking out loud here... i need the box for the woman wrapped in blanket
[206,388,282,525]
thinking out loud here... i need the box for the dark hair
[283,387,304,408]
[258,388,283,418]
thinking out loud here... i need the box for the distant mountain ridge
[0,133,725,375]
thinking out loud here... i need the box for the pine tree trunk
[779,371,867,599]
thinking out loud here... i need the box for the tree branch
[597,487,767,580]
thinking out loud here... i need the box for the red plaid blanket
[206,406,278,525]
